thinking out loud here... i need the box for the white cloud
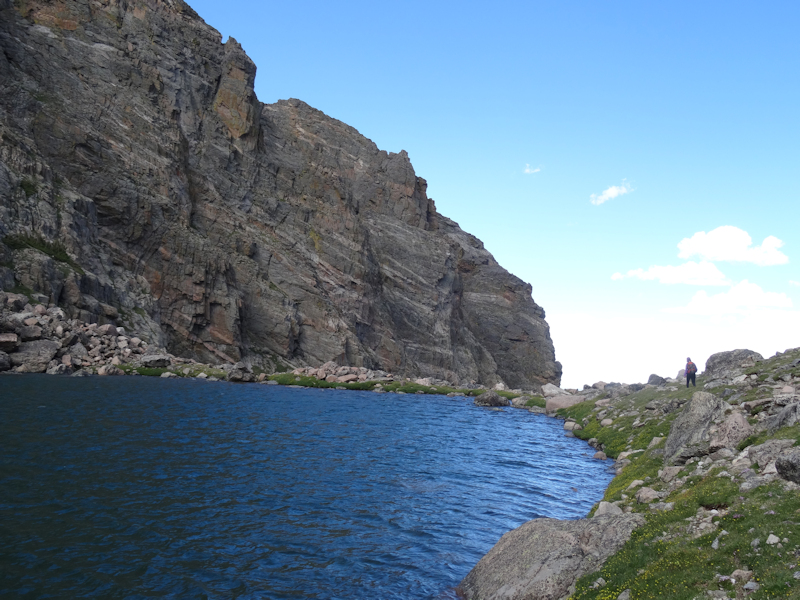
[524,164,541,174]
[790,280,800,287]
[590,179,633,205]
[665,280,792,316]
[612,261,730,286]
[677,226,788,266]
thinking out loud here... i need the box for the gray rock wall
[0,0,560,388]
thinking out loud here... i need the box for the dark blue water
[0,375,613,599]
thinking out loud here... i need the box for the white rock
[601,418,613,426]
[594,501,623,517]
[542,383,565,397]
[766,534,780,545]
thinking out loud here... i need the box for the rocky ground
[459,348,800,600]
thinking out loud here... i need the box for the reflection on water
[0,374,613,599]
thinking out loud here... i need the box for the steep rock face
[0,0,561,388]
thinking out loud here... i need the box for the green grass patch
[3,234,84,274]
[19,178,37,197]
[525,395,546,408]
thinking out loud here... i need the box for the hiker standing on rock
[685,357,697,388]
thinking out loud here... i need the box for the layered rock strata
[0,0,560,389]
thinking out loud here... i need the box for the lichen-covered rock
[664,391,726,464]
[776,449,800,484]
[0,0,561,389]
[458,514,644,600]
[709,412,753,452]
[474,390,508,407]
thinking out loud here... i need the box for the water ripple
[0,375,613,599]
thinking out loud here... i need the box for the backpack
[687,362,697,375]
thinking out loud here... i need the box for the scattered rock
[648,374,666,386]
[593,451,607,460]
[635,487,660,504]
[141,354,171,368]
[660,466,682,483]
[97,364,124,376]
[731,569,753,583]
[474,391,508,407]
[748,439,794,470]
[594,502,623,517]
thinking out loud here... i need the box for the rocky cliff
[0,0,561,388]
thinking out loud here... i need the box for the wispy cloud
[665,280,793,316]
[590,179,633,205]
[677,226,788,266]
[524,164,541,174]
[791,280,800,287]
[611,261,730,286]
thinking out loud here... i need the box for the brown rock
[97,364,123,376]
[337,374,358,383]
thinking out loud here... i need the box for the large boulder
[594,501,623,517]
[709,412,753,452]
[776,449,800,484]
[474,391,508,407]
[664,391,726,464]
[9,340,60,373]
[704,349,763,381]
[647,374,666,386]
[458,514,645,600]
[541,383,564,398]
[546,394,584,413]
[0,350,10,372]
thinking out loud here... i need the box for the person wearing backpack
[686,357,697,388]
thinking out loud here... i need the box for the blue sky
[187,0,800,387]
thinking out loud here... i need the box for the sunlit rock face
[0,0,561,388]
